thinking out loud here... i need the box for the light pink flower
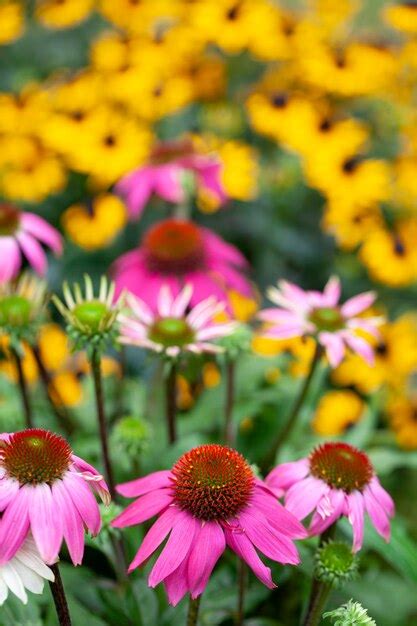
[112,218,253,309]
[0,203,62,283]
[257,276,382,367]
[116,138,227,220]
[0,429,110,566]
[112,444,307,605]
[266,442,394,552]
[120,284,237,357]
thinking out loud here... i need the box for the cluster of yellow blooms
[0,0,416,446]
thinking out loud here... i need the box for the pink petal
[225,528,275,589]
[285,476,329,520]
[202,229,248,268]
[347,491,365,552]
[154,165,185,204]
[368,477,394,517]
[323,276,341,307]
[257,308,302,325]
[28,483,63,564]
[261,325,306,340]
[238,508,300,565]
[128,506,178,572]
[21,213,62,254]
[70,455,109,504]
[116,471,172,498]
[171,284,193,317]
[343,332,374,365]
[148,511,198,587]
[112,489,173,528]
[195,160,227,205]
[0,477,20,511]
[0,237,21,282]
[363,487,391,541]
[251,491,308,539]
[164,556,190,606]
[52,479,85,566]
[187,520,225,597]
[265,459,310,492]
[0,487,30,563]
[318,331,345,368]
[309,490,345,536]
[62,472,101,535]
[116,168,153,219]
[341,292,376,318]
[16,231,47,275]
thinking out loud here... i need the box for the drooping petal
[318,331,345,368]
[128,507,179,572]
[285,476,329,520]
[363,486,391,541]
[16,232,47,275]
[347,491,365,552]
[238,508,300,565]
[368,477,394,517]
[112,489,173,528]
[62,472,101,535]
[225,528,275,589]
[21,213,62,254]
[265,459,310,493]
[309,489,345,536]
[27,484,63,565]
[52,479,85,566]
[187,520,225,597]
[343,332,374,365]
[0,477,20,511]
[0,237,21,282]
[163,555,190,607]
[116,471,172,498]
[0,487,30,563]
[251,491,308,539]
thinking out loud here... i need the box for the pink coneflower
[120,284,237,357]
[112,444,307,605]
[116,138,227,220]
[0,429,110,566]
[266,442,394,552]
[112,218,253,308]
[0,204,62,282]
[257,276,382,367]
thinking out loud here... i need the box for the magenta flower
[0,429,110,566]
[116,138,227,220]
[0,204,62,283]
[266,442,394,552]
[257,276,382,367]
[112,218,253,309]
[112,444,307,606]
[120,284,237,357]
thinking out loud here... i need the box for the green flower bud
[112,415,151,459]
[323,600,376,625]
[315,540,359,588]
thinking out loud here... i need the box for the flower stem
[302,525,337,626]
[235,559,247,626]
[11,347,33,428]
[187,596,201,626]
[49,563,72,626]
[165,361,177,444]
[32,344,75,435]
[224,360,236,447]
[261,342,322,470]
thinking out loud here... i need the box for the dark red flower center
[150,138,194,165]
[0,204,20,236]
[309,307,344,332]
[310,442,373,492]
[1,429,72,485]
[143,219,206,275]
[149,317,195,348]
[172,444,254,520]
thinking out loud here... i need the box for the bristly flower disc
[171,444,254,520]
[310,442,373,493]
[143,219,205,275]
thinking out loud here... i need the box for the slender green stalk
[187,596,201,626]
[224,360,236,447]
[11,347,33,428]
[235,559,247,626]
[165,361,177,444]
[302,524,337,626]
[49,564,72,626]
[261,342,322,470]
[32,344,75,434]
[90,348,116,498]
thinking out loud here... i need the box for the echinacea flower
[258,276,382,368]
[266,442,394,552]
[0,536,54,605]
[119,284,237,357]
[112,218,253,309]
[0,429,110,565]
[0,273,47,332]
[112,444,307,605]
[116,138,227,220]
[0,203,62,283]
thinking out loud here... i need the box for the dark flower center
[309,307,344,332]
[270,92,289,108]
[144,219,206,275]
[172,444,254,520]
[149,317,195,348]
[310,442,373,492]
[0,204,20,236]
[150,139,195,165]
[1,429,72,485]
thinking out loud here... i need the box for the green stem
[224,360,236,447]
[11,347,33,428]
[165,361,177,444]
[261,342,322,470]
[49,563,72,626]
[235,559,247,626]
[187,596,201,626]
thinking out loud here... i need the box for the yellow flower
[50,372,83,407]
[90,31,130,73]
[360,219,417,287]
[202,362,221,388]
[393,156,417,212]
[386,390,417,450]
[0,339,39,385]
[0,86,50,136]
[189,0,252,54]
[38,323,70,372]
[296,117,368,164]
[35,0,94,29]
[0,1,24,44]
[252,334,317,377]
[218,140,259,202]
[307,0,360,33]
[98,0,184,34]
[312,390,365,436]
[176,374,194,410]
[62,194,127,251]
[322,200,384,251]
[383,2,417,34]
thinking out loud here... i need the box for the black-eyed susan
[360,219,417,287]
[0,86,50,136]
[311,389,365,436]
[98,0,183,35]
[0,1,24,45]
[35,0,94,29]
[61,194,127,251]
[386,390,417,450]
[322,200,384,251]
[383,2,417,35]
[393,156,417,212]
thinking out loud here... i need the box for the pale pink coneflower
[0,429,110,566]
[112,443,307,605]
[257,276,383,368]
[266,442,394,552]
[0,203,62,283]
[119,284,237,357]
